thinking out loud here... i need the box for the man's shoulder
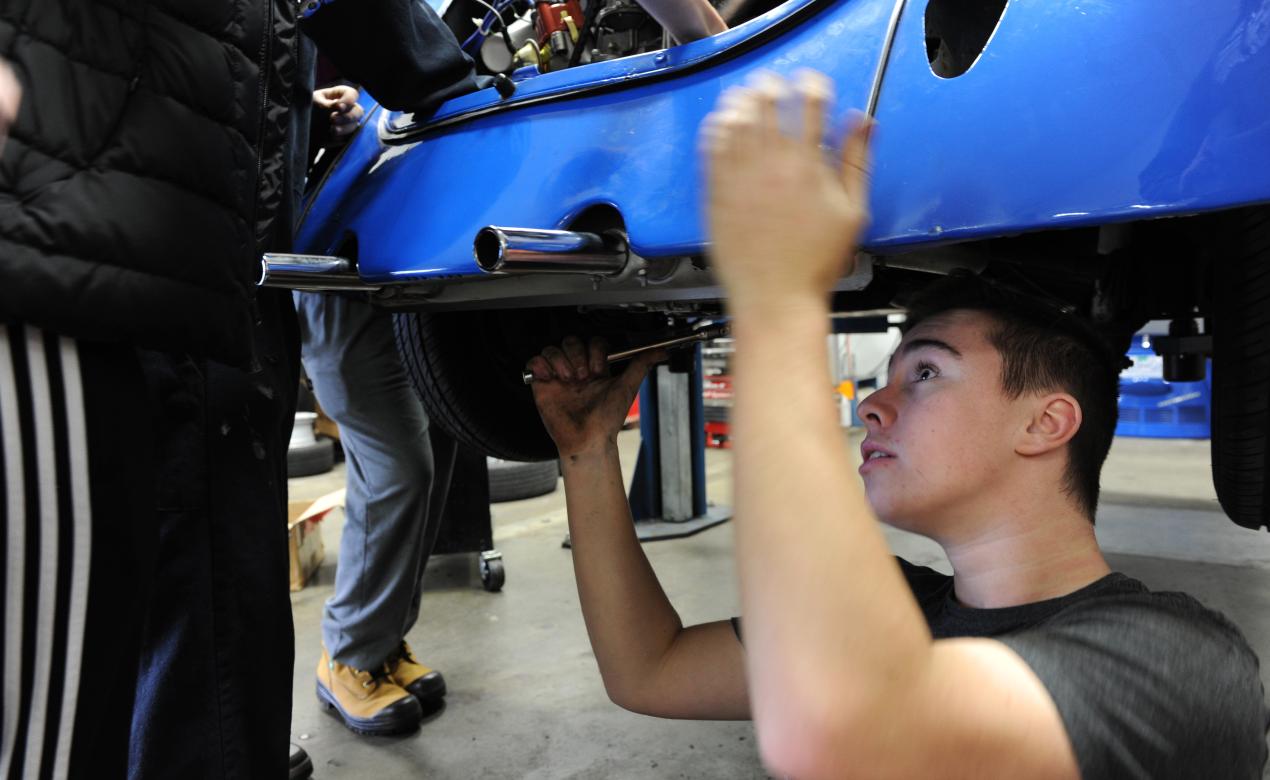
[1046,578,1251,649]
[1001,580,1268,779]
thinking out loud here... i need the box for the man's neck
[935,505,1111,609]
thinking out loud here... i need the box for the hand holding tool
[522,323,730,384]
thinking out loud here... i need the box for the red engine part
[534,0,585,49]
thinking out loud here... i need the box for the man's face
[857,310,1031,536]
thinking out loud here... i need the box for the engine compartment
[439,0,782,75]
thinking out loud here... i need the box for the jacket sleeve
[301,0,487,116]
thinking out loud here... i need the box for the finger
[841,113,875,206]
[795,69,832,148]
[748,71,782,140]
[331,110,358,125]
[314,86,342,108]
[698,112,726,159]
[618,348,669,397]
[562,336,590,380]
[0,62,21,127]
[588,337,609,376]
[525,355,556,383]
[703,87,746,156]
[541,345,574,381]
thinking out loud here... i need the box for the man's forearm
[561,445,684,705]
[728,303,930,759]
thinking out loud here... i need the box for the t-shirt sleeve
[998,593,1269,780]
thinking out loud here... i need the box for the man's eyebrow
[896,337,963,360]
[887,337,963,373]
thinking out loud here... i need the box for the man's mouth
[859,442,896,472]
[860,441,896,460]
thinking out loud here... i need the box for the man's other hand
[526,337,665,459]
[701,69,873,314]
[313,84,364,138]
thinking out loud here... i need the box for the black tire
[487,457,559,503]
[288,439,335,478]
[1211,206,1270,530]
[394,308,663,462]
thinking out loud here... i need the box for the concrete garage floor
[288,431,1270,779]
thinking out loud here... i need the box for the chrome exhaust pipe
[259,253,379,291]
[474,227,628,275]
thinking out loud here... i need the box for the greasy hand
[526,337,666,459]
[312,84,364,138]
[701,69,873,313]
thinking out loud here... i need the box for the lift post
[626,345,732,541]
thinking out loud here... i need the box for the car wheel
[393,308,663,462]
[1211,206,1270,530]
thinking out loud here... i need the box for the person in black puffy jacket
[0,1,484,777]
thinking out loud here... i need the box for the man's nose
[856,384,895,430]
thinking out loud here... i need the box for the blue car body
[297,0,1270,286]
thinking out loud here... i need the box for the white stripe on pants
[0,324,92,780]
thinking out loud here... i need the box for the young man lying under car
[524,70,1269,779]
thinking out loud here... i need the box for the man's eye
[914,363,938,381]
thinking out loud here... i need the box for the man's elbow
[602,675,666,717]
[757,721,845,780]
[754,694,883,780]
[601,675,637,711]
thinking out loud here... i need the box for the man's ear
[1016,393,1081,456]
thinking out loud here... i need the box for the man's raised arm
[701,71,1079,780]
[526,338,749,719]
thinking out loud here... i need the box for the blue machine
[296,0,1270,287]
[1116,333,1212,439]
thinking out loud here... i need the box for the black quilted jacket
[0,0,298,365]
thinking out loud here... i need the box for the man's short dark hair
[900,272,1122,521]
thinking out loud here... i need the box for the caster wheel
[479,554,505,592]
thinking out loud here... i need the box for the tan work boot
[316,646,422,736]
[386,641,447,706]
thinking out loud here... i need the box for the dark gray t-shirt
[901,560,1269,779]
[731,563,1268,778]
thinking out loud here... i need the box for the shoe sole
[315,681,421,737]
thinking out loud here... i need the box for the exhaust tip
[474,227,507,272]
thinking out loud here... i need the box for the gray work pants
[295,293,438,670]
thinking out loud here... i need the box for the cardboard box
[287,489,344,592]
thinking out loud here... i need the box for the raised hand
[701,69,874,314]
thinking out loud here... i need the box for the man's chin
[867,498,928,535]
[863,486,901,524]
